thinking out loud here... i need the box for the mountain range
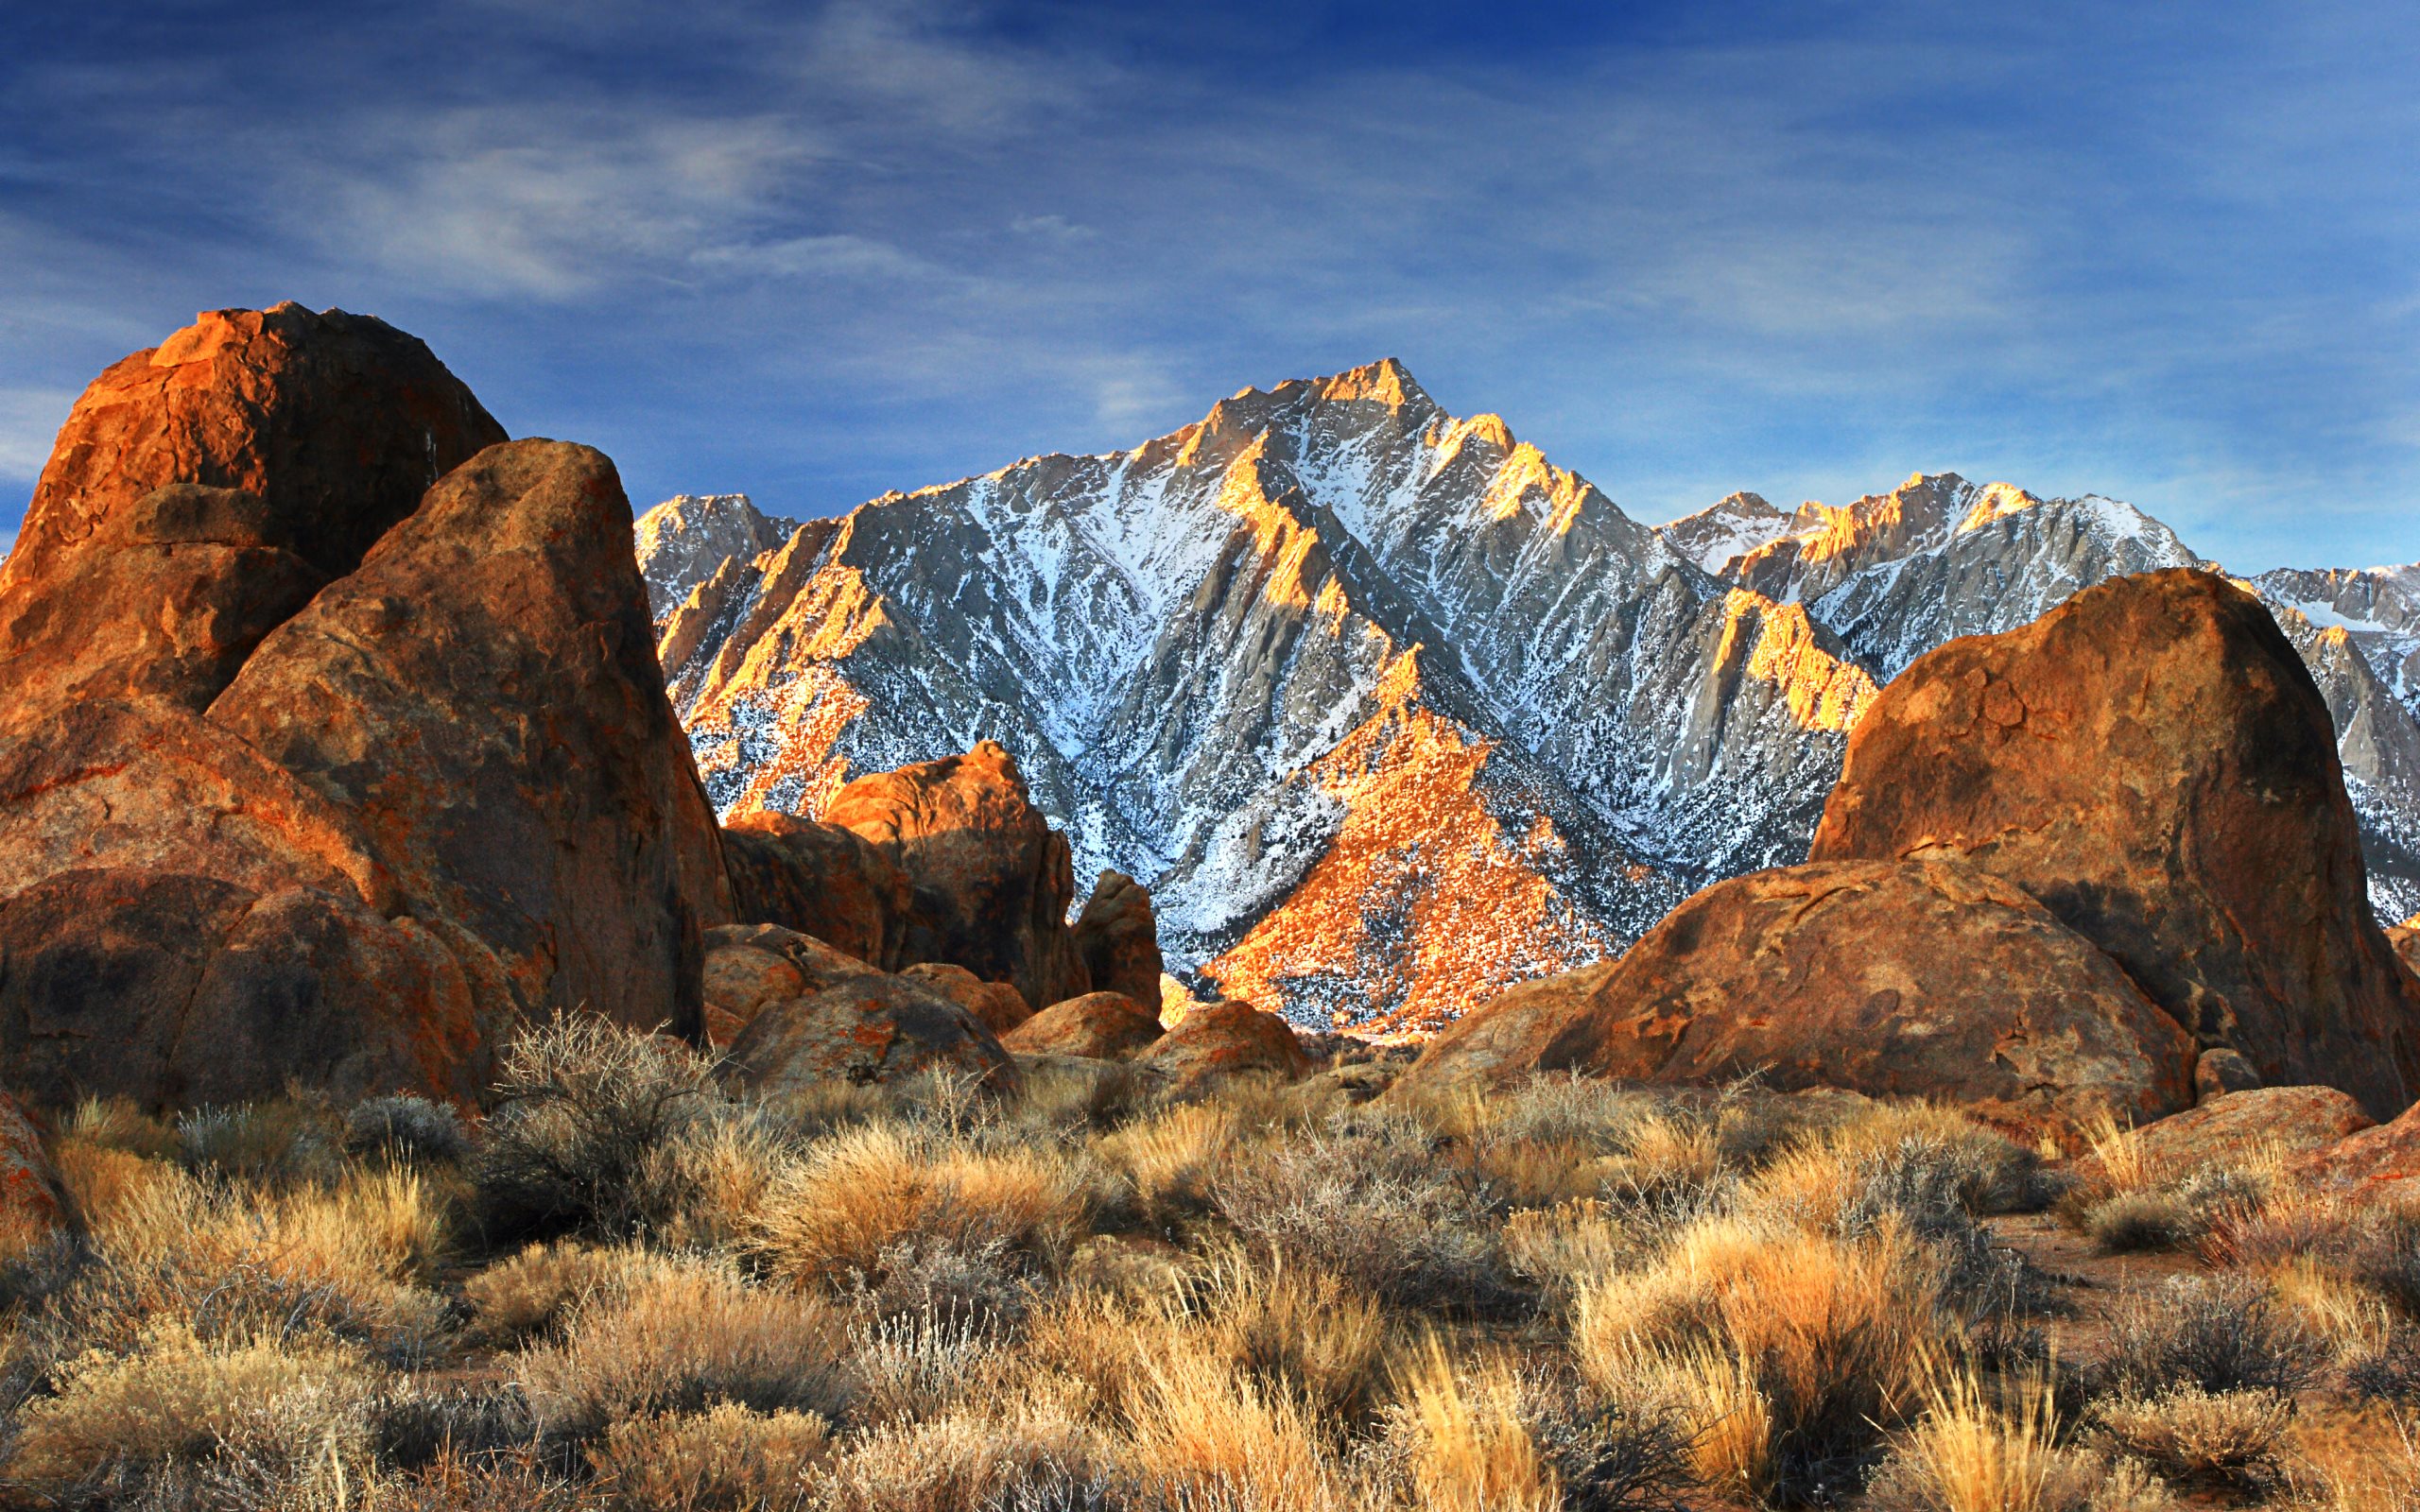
[638,361,2420,1032]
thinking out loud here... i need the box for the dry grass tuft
[2091,1385,2294,1490]
[586,1400,831,1511]
[513,1260,856,1442]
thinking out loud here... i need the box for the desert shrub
[1368,1341,1696,1512]
[1863,1372,2115,1512]
[1097,1099,1237,1217]
[29,1162,451,1367]
[352,1441,595,1512]
[512,1260,856,1442]
[1179,1245,1386,1422]
[743,1121,1086,1314]
[462,1241,670,1347]
[1207,1110,1522,1314]
[344,1093,472,1165]
[1829,1134,2058,1360]
[2,1323,378,1506]
[587,1401,830,1511]
[817,1395,1120,1512]
[60,1097,177,1162]
[1502,1199,1649,1305]
[2090,1385,2292,1490]
[627,1107,799,1252]
[2346,1206,2420,1318]
[2085,1191,2196,1253]
[175,1096,342,1185]
[473,1015,727,1244]
[1117,1335,1354,1512]
[1571,1212,1948,1502]
[372,1382,543,1469]
[2098,1275,2328,1399]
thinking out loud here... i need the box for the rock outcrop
[898,963,1032,1036]
[1001,991,1163,1059]
[0,1090,65,1247]
[2076,1087,2373,1188]
[1072,871,1164,1011]
[1392,860,2199,1140]
[719,811,909,969]
[0,307,730,1109]
[1137,1000,1311,1096]
[2285,1101,2420,1207]
[721,975,1019,1096]
[822,742,1090,1013]
[1810,569,2420,1118]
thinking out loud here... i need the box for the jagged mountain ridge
[650,363,1874,1030]
[644,365,2420,1025]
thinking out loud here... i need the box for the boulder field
[1403,569,2420,1139]
[0,304,1179,1115]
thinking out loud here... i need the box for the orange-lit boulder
[1072,870,1164,1011]
[1002,991,1162,1059]
[900,962,1032,1036]
[1394,859,2200,1143]
[1137,1001,1310,1096]
[1810,569,2420,1118]
[823,741,1090,1011]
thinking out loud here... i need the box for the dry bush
[1572,1211,1948,1501]
[1,1322,378,1506]
[586,1401,830,1511]
[473,1015,729,1244]
[1501,1199,1647,1305]
[848,1297,1010,1425]
[1379,1340,1557,1512]
[1117,1335,1353,1512]
[744,1121,1086,1311]
[1179,1244,1387,1422]
[816,1392,1117,1512]
[60,1097,178,1162]
[343,1093,471,1165]
[30,1161,452,1367]
[628,1108,799,1252]
[1581,1336,1773,1501]
[2199,1185,2360,1272]
[462,1241,671,1347]
[2098,1275,2328,1399]
[1097,1099,1238,1215]
[2091,1386,2293,1490]
[351,1440,596,1512]
[1864,1370,2129,1512]
[1207,1110,1521,1314]
[2085,1191,2196,1253]
[514,1260,855,1442]
[175,1096,344,1186]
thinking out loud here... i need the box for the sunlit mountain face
[641,362,2420,1032]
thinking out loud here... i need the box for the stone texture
[1393,859,2200,1143]
[899,963,1032,1036]
[719,811,908,969]
[1809,569,2420,1119]
[2285,1101,2420,1207]
[1136,1000,1311,1096]
[2074,1086,2375,1185]
[1001,991,1163,1059]
[210,439,734,1039]
[0,1090,63,1246]
[0,868,486,1108]
[1072,870,1165,1011]
[720,974,1019,1097]
[700,923,879,1047]
[2196,1048,2262,1102]
[823,742,1090,1012]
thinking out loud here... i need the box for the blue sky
[2,1,2413,571]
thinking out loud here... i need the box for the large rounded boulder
[1002,991,1163,1060]
[822,741,1090,1012]
[0,308,732,1109]
[720,975,1020,1097]
[1809,569,2420,1118]
[1395,859,2200,1142]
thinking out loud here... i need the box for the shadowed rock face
[210,439,733,1040]
[0,307,728,1109]
[1072,871,1164,1011]
[822,741,1091,1014]
[720,974,1020,1097]
[1809,570,2420,1118]
[1393,859,2200,1142]
[719,811,909,969]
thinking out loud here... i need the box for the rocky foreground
[3,307,2420,1507]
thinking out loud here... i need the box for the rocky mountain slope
[644,365,2420,1028]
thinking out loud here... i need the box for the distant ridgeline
[640,362,2420,1033]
